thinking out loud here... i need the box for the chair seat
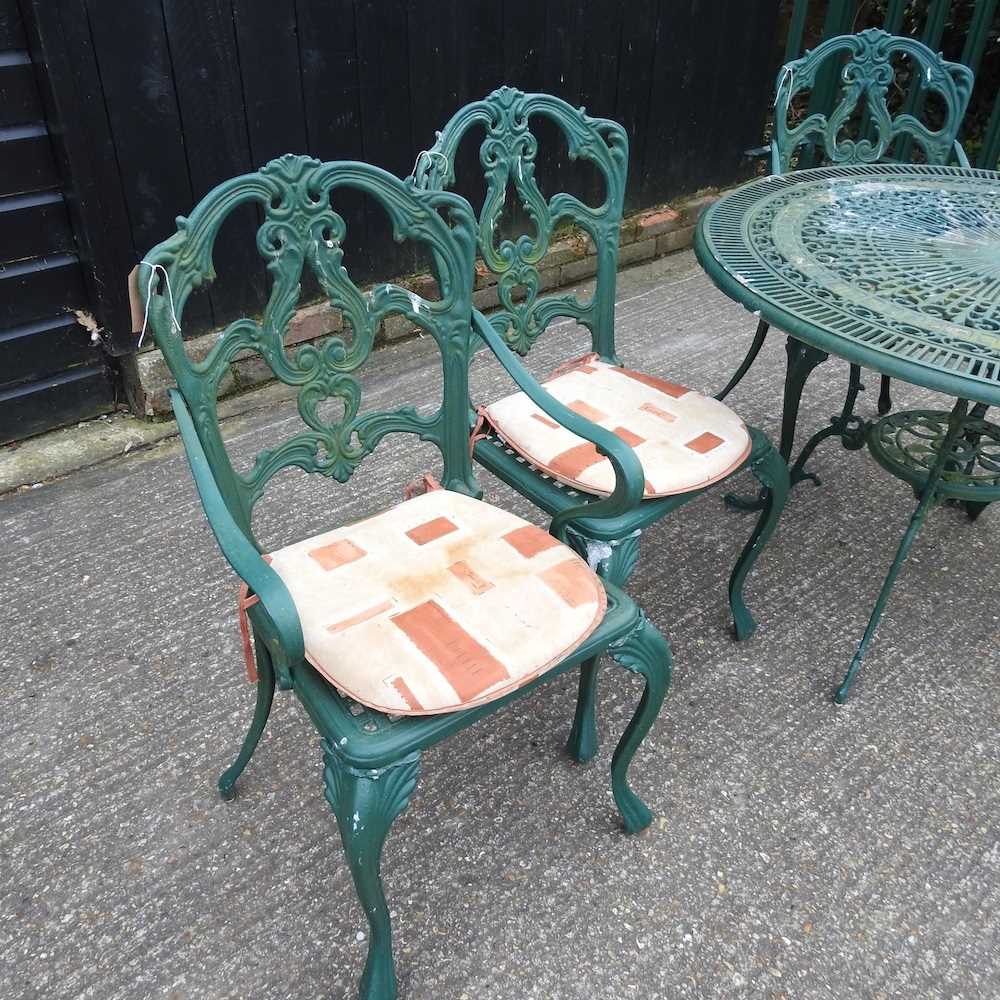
[266,490,606,716]
[483,358,752,497]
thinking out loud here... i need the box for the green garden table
[694,162,1000,701]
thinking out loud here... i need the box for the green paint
[698,160,1000,703]
[412,87,790,750]
[143,152,672,1000]
[772,28,974,174]
[413,86,627,360]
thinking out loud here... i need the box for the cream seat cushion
[266,490,606,716]
[483,358,752,497]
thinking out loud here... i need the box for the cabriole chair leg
[608,615,671,834]
[218,639,276,801]
[728,431,790,641]
[567,657,601,764]
[565,530,642,765]
[323,743,422,1000]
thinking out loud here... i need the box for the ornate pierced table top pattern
[697,164,1000,406]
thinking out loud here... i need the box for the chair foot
[324,743,421,1000]
[608,616,671,834]
[728,430,790,641]
[218,644,275,801]
[567,658,600,764]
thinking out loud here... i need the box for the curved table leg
[726,336,828,511]
[716,318,770,401]
[788,363,868,489]
[962,403,992,522]
[834,398,970,704]
[878,374,893,416]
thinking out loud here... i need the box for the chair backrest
[140,154,480,546]
[772,28,974,174]
[411,87,628,360]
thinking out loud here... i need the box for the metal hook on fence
[137,260,181,348]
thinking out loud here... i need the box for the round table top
[695,163,1000,407]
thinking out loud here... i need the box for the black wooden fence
[0,0,116,442]
[5,0,783,442]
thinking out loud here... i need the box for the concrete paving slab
[2,251,999,1000]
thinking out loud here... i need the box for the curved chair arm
[471,309,645,538]
[952,140,971,168]
[169,389,305,662]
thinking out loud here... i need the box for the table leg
[834,398,970,704]
[725,336,828,511]
[962,402,992,522]
[788,363,867,488]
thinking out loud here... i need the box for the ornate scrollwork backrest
[411,87,628,359]
[773,28,974,174]
[141,154,480,542]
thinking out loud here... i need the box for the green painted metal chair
[140,154,671,1000]
[411,87,788,763]
[716,28,975,478]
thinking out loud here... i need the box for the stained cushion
[483,358,752,498]
[266,490,606,716]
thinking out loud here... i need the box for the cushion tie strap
[237,583,260,683]
[469,405,493,458]
[548,352,600,381]
[403,472,443,500]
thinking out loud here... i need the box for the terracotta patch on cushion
[390,676,425,712]
[530,412,560,430]
[392,600,508,702]
[327,599,395,634]
[309,538,365,571]
[686,431,725,453]
[639,401,677,424]
[614,367,689,398]
[503,524,561,558]
[548,442,604,480]
[550,353,600,379]
[539,560,598,609]
[406,516,459,545]
[449,560,494,595]
[613,426,645,447]
[567,399,608,423]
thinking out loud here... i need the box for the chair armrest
[471,309,645,538]
[169,389,305,662]
[952,140,971,168]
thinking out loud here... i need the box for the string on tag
[774,65,794,106]
[138,260,181,348]
[411,148,449,179]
